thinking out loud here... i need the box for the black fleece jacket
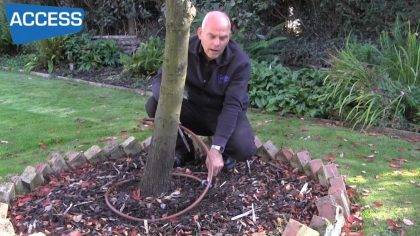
[151,35,251,150]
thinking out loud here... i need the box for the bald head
[197,11,231,60]
[201,11,231,31]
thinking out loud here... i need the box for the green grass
[0,70,150,176]
[248,112,419,235]
[0,71,419,235]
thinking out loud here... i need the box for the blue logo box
[5,3,85,44]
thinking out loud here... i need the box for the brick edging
[255,136,351,235]
[0,136,151,235]
[1,135,351,235]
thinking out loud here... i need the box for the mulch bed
[38,67,152,90]
[9,152,328,235]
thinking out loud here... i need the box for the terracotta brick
[256,140,278,161]
[0,202,8,218]
[304,159,323,178]
[10,176,28,196]
[103,141,125,160]
[121,137,141,156]
[282,219,320,236]
[21,166,45,191]
[0,218,15,235]
[317,164,340,187]
[254,136,263,149]
[315,195,342,222]
[309,215,333,235]
[35,163,52,180]
[329,190,351,219]
[276,148,294,163]
[290,150,311,171]
[65,151,87,168]
[328,176,346,194]
[140,136,152,151]
[0,182,15,205]
[48,152,69,173]
[84,145,105,163]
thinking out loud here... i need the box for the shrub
[322,21,419,129]
[65,34,121,71]
[120,37,163,77]
[0,53,36,70]
[249,60,328,117]
[25,37,67,73]
[0,3,16,54]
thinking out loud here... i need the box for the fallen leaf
[129,229,139,236]
[17,195,33,207]
[373,201,383,208]
[131,188,141,201]
[323,153,336,162]
[39,142,47,149]
[120,130,128,140]
[38,186,53,196]
[300,127,309,132]
[386,219,401,231]
[403,218,414,226]
[389,158,407,169]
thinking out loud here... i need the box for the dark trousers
[145,96,256,162]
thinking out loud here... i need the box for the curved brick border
[255,137,350,235]
[0,136,151,235]
[1,134,351,235]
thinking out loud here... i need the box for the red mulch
[9,152,329,235]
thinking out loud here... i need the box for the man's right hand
[206,148,224,178]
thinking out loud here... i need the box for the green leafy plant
[0,53,36,71]
[250,60,328,117]
[65,34,121,71]
[0,3,16,54]
[322,20,419,129]
[120,37,163,77]
[24,37,67,73]
[242,36,286,61]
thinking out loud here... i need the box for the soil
[9,153,329,235]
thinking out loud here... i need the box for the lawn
[0,70,419,235]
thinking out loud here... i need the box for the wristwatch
[211,145,222,153]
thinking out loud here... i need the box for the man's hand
[206,148,224,177]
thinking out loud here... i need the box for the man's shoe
[224,157,236,171]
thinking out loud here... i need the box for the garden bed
[10,153,328,235]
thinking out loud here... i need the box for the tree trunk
[140,0,196,196]
[127,4,137,35]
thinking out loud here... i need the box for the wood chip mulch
[10,152,328,235]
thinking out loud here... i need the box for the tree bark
[140,0,195,196]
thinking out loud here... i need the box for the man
[146,11,256,177]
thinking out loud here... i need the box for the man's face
[197,22,230,60]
